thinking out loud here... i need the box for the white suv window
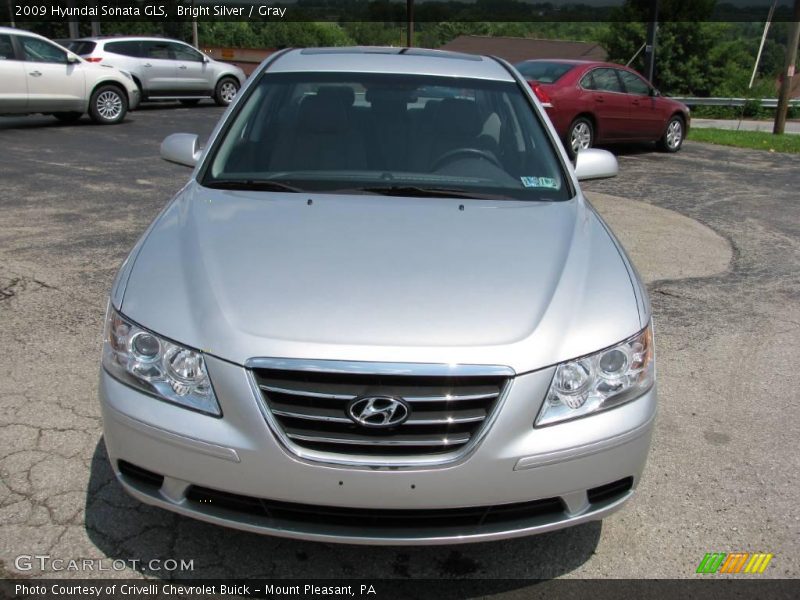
[105,40,142,58]
[169,42,203,62]
[143,41,171,60]
[0,34,15,60]
[20,36,67,64]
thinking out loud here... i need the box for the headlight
[102,307,221,416]
[535,324,654,427]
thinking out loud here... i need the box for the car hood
[120,183,644,373]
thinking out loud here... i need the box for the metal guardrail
[671,97,800,108]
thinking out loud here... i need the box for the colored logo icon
[696,552,774,574]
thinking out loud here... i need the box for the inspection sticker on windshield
[521,176,559,189]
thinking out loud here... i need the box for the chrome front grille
[251,364,510,461]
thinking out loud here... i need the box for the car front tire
[567,117,594,159]
[214,77,240,107]
[657,115,684,152]
[88,85,128,125]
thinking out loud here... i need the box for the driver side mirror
[161,133,202,167]
[574,148,618,181]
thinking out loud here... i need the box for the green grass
[687,127,800,154]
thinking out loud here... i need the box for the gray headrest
[297,94,349,134]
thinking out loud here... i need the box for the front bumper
[100,355,656,545]
[128,87,141,111]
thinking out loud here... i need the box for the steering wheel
[432,147,503,171]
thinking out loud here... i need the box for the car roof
[69,36,185,43]
[267,47,516,81]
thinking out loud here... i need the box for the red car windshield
[515,62,575,84]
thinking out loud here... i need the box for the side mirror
[650,88,661,97]
[574,148,618,181]
[66,53,80,64]
[160,133,202,167]
[203,55,210,63]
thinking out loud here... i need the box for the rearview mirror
[161,133,202,167]
[574,148,618,181]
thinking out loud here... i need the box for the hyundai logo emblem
[347,396,410,428]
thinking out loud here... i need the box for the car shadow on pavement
[595,143,658,157]
[0,116,136,130]
[85,439,601,585]
[135,101,220,112]
[0,103,218,130]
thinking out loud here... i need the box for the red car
[515,60,690,158]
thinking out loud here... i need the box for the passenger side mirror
[650,88,661,97]
[161,133,202,167]
[66,53,80,64]
[574,148,618,181]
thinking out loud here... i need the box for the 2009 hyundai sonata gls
[100,47,656,545]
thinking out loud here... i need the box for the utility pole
[7,0,15,26]
[191,0,199,47]
[644,0,660,83]
[67,0,79,38]
[406,0,414,48]
[88,0,100,36]
[774,0,800,135]
[750,1,777,89]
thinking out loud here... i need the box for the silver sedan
[99,47,655,545]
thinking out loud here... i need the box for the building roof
[439,35,608,64]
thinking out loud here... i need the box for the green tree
[600,1,744,96]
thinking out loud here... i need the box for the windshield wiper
[357,185,507,200]
[203,179,303,193]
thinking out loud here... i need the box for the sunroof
[299,47,483,61]
[403,48,482,61]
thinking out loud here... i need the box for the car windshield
[202,72,571,201]
[515,61,575,84]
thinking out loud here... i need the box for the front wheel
[567,117,594,159]
[88,85,128,125]
[657,116,684,152]
[214,77,239,107]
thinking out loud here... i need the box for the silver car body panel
[120,184,644,374]
[102,47,655,544]
[101,354,655,543]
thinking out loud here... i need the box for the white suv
[0,27,140,125]
[64,36,246,106]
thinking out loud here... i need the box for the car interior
[0,35,14,60]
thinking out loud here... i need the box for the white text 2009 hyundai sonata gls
[100,47,655,545]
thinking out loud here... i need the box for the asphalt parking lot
[1,105,798,586]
